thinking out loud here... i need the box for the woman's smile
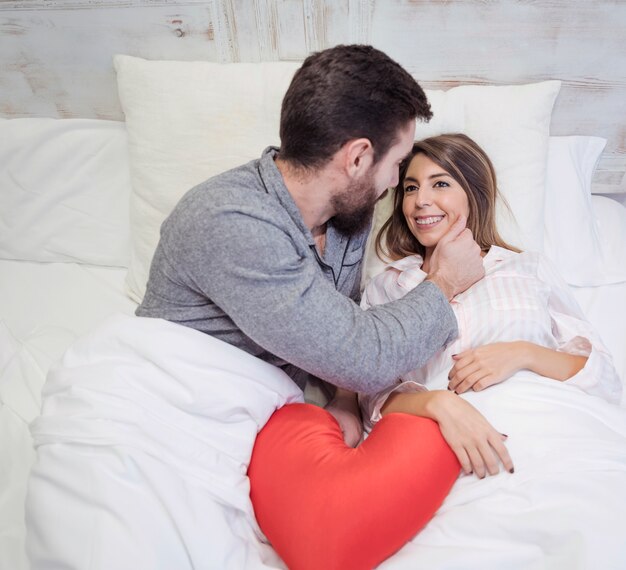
[413,214,445,229]
[402,154,470,252]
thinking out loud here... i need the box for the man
[137,45,484,445]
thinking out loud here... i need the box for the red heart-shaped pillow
[248,403,459,570]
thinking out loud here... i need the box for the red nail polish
[509,467,515,474]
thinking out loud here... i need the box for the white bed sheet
[1,258,625,570]
[378,375,626,570]
[0,260,136,570]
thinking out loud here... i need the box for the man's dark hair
[279,44,432,170]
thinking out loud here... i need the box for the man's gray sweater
[137,147,458,394]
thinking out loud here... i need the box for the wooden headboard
[2,0,625,196]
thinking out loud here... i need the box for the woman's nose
[416,191,432,208]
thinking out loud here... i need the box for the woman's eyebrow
[404,172,451,185]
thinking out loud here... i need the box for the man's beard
[330,174,379,236]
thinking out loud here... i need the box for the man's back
[137,148,369,385]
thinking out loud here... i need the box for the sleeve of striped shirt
[538,255,622,404]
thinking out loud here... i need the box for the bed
[2,2,626,569]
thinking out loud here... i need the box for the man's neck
[274,156,338,236]
[312,225,327,257]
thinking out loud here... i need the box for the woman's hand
[448,342,525,394]
[325,388,363,448]
[430,391,513,477]
[382,390,514,478]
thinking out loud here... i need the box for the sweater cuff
[359,380,428,432]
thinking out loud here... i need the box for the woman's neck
[422,248,434,273]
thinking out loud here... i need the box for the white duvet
[382,378,626,569]
[25,314,626,569]
[26,314,303,570]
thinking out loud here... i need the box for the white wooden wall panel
[0,4,225,118]
[0,0,624,193]
[366,0,626,193]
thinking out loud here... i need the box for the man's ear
[343,138,374,178]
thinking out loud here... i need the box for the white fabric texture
[360,247,622,425]
[113,54,559,301]
[589,194,626,282]
[569,195,626,394]
[543,136,626,286]
[25,314,303,570]
[362,81,561,285]
[0,260,136,570]
[0,322,38,570]
[114,55,301,302]
[0,118,131,267]
[376,376,626,570]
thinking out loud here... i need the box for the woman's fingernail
[501,433,508,438]
[509,467,515,474]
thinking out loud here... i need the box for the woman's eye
[434,181,450,188]
[404,184,418,193]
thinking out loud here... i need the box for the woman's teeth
[416,216,444,225]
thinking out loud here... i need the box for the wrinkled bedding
[3,260,626,570]
[23,314,626,570]
[25,314,303,569]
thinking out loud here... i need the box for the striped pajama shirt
[359,246,622,427]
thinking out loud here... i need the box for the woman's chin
[414,236,440,250]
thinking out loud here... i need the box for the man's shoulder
[184,159,272,208]
[167,159,290,231]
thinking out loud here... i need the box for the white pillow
[114,53,559,301]
[590,195,626,282]
[0,118,130,267]
[114,55,301,302]
[543,136,626,286]
[362,81,561,286]
[572,195,626,395]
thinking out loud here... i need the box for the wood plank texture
[0,0,624,192]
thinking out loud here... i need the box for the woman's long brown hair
[376,133,520,261]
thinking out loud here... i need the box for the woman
[247,134,625,570]
[359,133,622,479]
